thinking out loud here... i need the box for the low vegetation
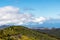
[0,26,59,40]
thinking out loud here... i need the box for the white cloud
[32,17,46,23]
[0,6,47,25]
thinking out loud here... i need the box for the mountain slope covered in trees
[0,26,59,40]
[34,28,60,39]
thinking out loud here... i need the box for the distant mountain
[0,25,13,29]
[0,26,59,40]
[34,28,60,39]
[0,19,60,29]
[24,19,60,28]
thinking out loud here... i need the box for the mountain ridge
[0,26,59,40]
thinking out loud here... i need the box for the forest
[0,26,59,40]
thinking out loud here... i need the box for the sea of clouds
[0,6,47,25]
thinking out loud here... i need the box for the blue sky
[0,0,60,18]
[0,0,60,28]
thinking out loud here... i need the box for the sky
[0,0,60,18]
[0,0,60,28]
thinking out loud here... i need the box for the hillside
[0,26,59,40]
[34,28,60,39]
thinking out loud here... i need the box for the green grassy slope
[0,26,59,40]
[34,28,60,39]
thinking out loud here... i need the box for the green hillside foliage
[0,26,59,40]
[34,28,60,39]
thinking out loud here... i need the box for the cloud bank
[0,6,47,25]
